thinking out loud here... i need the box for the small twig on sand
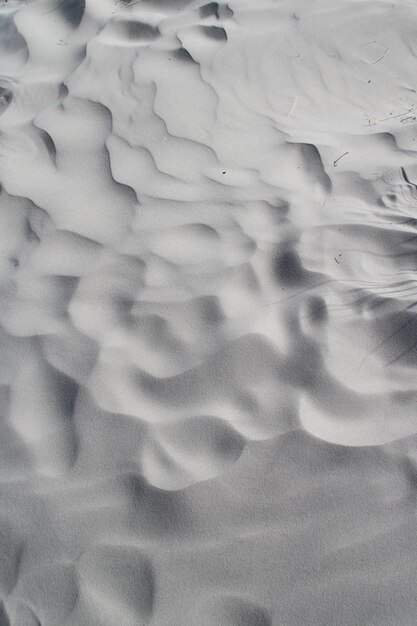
[377,107,415,123]
[333,152,349,167]
[401,115,416,124]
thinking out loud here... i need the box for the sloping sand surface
[1,0,417,624]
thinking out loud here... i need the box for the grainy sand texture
[1,0,417,624]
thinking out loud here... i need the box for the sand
[0,0,417,624]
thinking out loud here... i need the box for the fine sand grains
[1,0,417,624]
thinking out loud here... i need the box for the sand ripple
[0,0,417,624]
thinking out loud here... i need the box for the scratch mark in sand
[112,0,144,14]
[287,96,298,118]
[42,0,66,15]
[370,48,389,64]
[357,39,377,47]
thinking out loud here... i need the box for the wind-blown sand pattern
[1,0,417,623]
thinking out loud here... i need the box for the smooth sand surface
[1,0,417,624]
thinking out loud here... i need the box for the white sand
[1,0,417,624]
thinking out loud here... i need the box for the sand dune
[0,0,417,624]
